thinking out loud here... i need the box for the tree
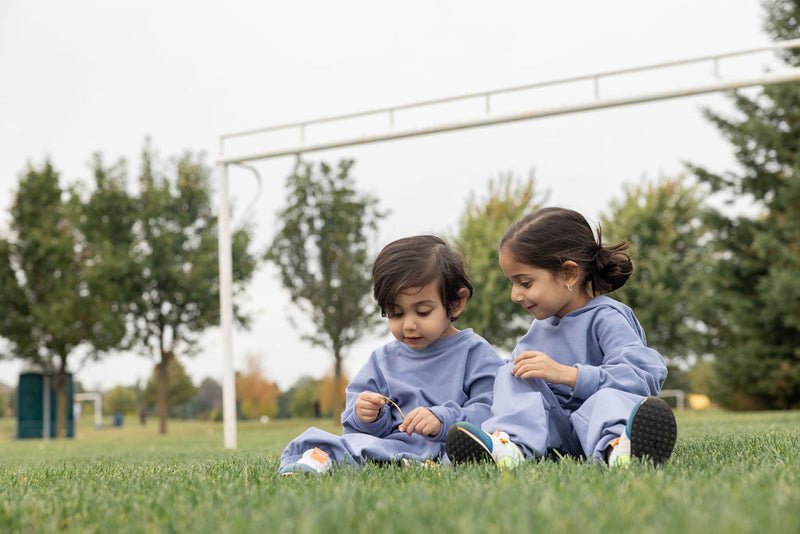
[0,162,125,437]
[688,0,800,409]
[452,171,548,350]
[265,158,386,422]
[286,376,322,418]
[600,175,713,365]
[192,378,222,420]
[83,141,259,433]
[318,370,348,417]
[105,385,139,415]
[236,353,281,419]
[143,358,197,416]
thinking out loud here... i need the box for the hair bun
[592,245,633,294]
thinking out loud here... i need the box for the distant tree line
[88,355,343,422]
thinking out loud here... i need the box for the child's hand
[398,407,441,437]
[512,351,578,388]
[355,391,385,423]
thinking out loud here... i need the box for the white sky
[0,0,774,392]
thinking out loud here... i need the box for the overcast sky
[0,1,776,392]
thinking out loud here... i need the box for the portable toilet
[16,370,74,438]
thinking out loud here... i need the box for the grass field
[1,410,799,534]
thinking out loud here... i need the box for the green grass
[1,411,799,534]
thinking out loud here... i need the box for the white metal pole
[217,161,237,449]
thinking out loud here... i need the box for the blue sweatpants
[279,426,445,470]
[482,367,643,463]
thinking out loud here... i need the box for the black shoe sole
[445,425,496,465]
[629,396,677,465]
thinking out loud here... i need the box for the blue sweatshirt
[512,296,667,410]
[341,328,503,441]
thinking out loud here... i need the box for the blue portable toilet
[16,370,74,439]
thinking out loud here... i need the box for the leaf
[379,395,406,420]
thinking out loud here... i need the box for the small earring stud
[566,285,573,292]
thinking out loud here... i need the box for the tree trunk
[157,353,172,435]
[333,351,344,425]
[54,358,68,438]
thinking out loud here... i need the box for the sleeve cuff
[572,364,600,401]
[344,406,391,435]
[427,406,451,440]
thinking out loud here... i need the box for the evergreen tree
[689,0,800,409]
[601,175,713,365]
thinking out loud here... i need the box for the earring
[566,284,573,292]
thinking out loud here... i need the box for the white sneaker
[446,422,525,469]
[608,396,677,467]
[280,447,333,476]
[489,430,526,469]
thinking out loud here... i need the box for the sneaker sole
[279,462,321,476]
[628,396,677,465]
[446,424,497,465]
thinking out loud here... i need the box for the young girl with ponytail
[446,207,677,468]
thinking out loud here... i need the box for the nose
[404,317,417,331]
[510,285,523,303]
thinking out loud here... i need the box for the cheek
[387,319,402,335]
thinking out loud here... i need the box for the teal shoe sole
[446,422,496,465]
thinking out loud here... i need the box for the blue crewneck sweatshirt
[341,328,503,441]
[511,296,667,410]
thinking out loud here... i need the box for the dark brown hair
[373,235,473,321]
[499,207,633,295]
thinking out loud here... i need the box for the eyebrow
[392,299,438,309]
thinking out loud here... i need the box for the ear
[561,261,581,287]
[449,287,469,320]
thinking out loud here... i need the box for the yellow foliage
[688,394,712,411]
[318,371,348,416]
[235,353,280,419]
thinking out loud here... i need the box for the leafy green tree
[105,385,139,415]
[143,358,198,417]
[689,0,800,409]
[192,378,222,420]
[287,376,322,418]
[71,154,138,341]
[453,171,547,350]
[82,142,259,433]
[600,175,713,366]
[266,158,386,422]
[0,162,125,437]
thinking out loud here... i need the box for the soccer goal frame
[216,39,800,449]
